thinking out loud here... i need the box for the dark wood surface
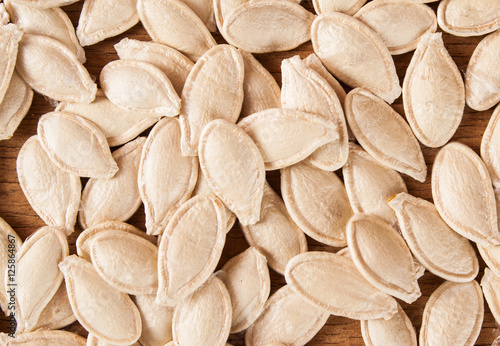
[0,0,498,344]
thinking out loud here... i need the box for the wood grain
[0,0,498,344]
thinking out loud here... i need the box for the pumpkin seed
[311,13,401,103]
[0,330,86,345]
[198,119,265,226]
[132,294,174,346]
[179,44,244,156]
[0,71,33,140]
[0,24,22,105]
[303,53,346,106]
[312,0,366,16]
[481,103,500,187]
[480,268,500,325]
[6,0,81,8]
[403,33,464,147]
[178,0,216,32]
[432,141,500,246]
[100,59,181,116]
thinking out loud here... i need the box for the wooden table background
[0,0,498,344]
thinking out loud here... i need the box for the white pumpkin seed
[76,0,139,46]
[0,330,86,345]
[437,0,500,37]
[389,192,479,282]
[360,303,417,346]
[481,268,500,325]
[0,24,22,105]
[14,226,68,327]
[114,38,193,96]
[285,251,398,320]
[100,59,180,116]
[59,255,142,345]
[89,230,158,295]
[179,44,244,156]
[245,285,329,346]
[178,0,216,32]
[343,143,407,225]
[347,213,423,303]
[213,0,243,30]
[481,104,500,187]
[6,0,81,9]
[240,183,307,275]
[138,117,198,235]
[220,247,270,333]
[132,294,174,346]
[0,71,33,140]
[345,88,426,182]
[80,137,145,229]
[311,13,401,103]
[0,217,21,315]
[240,49,281,119]
[222,0,315,53]
[172,276,231,346]
[5,1,86,63]
[281,161,352,247]
[354,0,437,55]
[432,141,500,246]
[465,31,500,111]
[420,281,483,346]
[16,34,97,103]
[198,119,265,226]
[137,0,216,61]
[238,108,338,170]
[403,33,464,147]
[56,91,160,148]
[156,195,226,305]
[312,0,366,16]
[76,221,155,261]
[303,53,346,106]
[37,111,118,179]
[281,56,348,172]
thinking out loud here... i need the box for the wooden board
[0,1,498,344]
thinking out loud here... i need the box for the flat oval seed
[76,221,155,261]
[137,0,216,61]
[59,255,142,345]
[199,119,265,226]
[172,276,231,346]
[100,59,180,116]
[37,111,118,179]
[15,226,68,326]
[432,142,500,246]
[481,268,500,324]
[0,71,33,140]
[389,192,479,282]
[281,55,348,171]
[179,0,216,32]
[80,137,145,229]
[86,334,141,346]
[361,303,417,346]
[6,0,81,9]
[437,0,500,37]
[179,44,244,156]
[76,0,139,46]
[238,108,338,170]
[56,91,159,147]
[17,135,81,235]
[245,285,329,346]
[114,38,193,96]
[343,143,407,225]
[133,295,174,346]
[156,195,226,305]
[0,330,86,345]
[420,281,483,346]
[281,161,353,247]
[90,230,158,295]
[285,251,398,319]
[5,1,86,63]
[222,0,315,53]
[465,31,500,111]
[311,13,401,104]
[16,34,97,103]
[138,117,198,235]
[403,33,464,147]
[239,49,281,118]
[354,1,437,55]
[345,88,426,182]
[481,104,500,187]
[241,183,307,275]
[0,24,22,105]
[303,53,346,106]
[220,247,270,333]
[0,217,21,314]
[347,213,423,303]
